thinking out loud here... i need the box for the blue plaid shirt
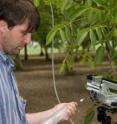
[0,50,28,124]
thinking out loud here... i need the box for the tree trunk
[40,46,44,56]
[14,54,23,70]
[24,45,28,61]
[45,47,49,61]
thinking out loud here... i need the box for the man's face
[0,20,32,54]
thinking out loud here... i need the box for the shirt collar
[0,50,15,68]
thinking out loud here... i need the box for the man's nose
[24,33,32,44]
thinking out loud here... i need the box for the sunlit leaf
[70,7,89,21]
[59,60,66,73]
[61,0,73,13]
[89,30,97,47]
[61,0,68,13]
[46,24,66,45]
[65,27,71,42]
[96,28,103,40]
[95,45,105,64]
[101,28,107,37]
[59,29,67,42]
[92,0,106,5]
[113,29,117,37]
[77,30,88,46]
[33,0,40,7]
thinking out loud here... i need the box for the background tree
[33,0,63,61]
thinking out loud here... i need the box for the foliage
[84,104,96,124]
[45,0,117,74]
[32,0,117,72]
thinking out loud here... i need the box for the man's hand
[53,102,78,121]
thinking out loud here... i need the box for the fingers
[63,102,78,121]
[67,102,77,115]
[53,102,78,121]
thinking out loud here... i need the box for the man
[0,0,77,124]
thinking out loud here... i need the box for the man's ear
[0,20,8,32]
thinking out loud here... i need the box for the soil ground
[15,55,117,124]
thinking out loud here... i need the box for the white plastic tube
[41,106,67,124]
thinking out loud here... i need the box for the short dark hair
[0,0,40,32]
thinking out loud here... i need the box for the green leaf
[61,0,73,13]
[89,30,97,47]
[46,24,66,45]
[86,0,93,6]
[59,29,67,42]
[65,0,73,10]
[113,29,117,37]
[96,28,103,40]
[101,28,107,37]
[95,45,105,64]
[110,49,117,60]
[92,0,106,5]
[77,30,88,46]
[59,60,66,74]
[33,0,40,7]
[65,27,71,42]
[46,31,56,45]
[84,109,95,124]
[70,7,89,21]
[61,0,69,13]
